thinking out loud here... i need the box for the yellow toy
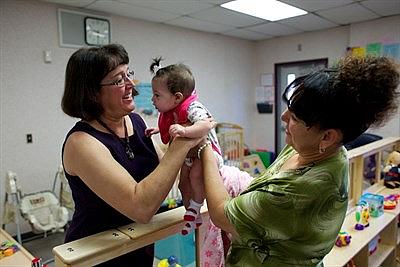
[355,200,370,230]
[157,255,182,267]
[383,151,400,188]
[335,230,352,247]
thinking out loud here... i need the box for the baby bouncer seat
[20,191,68,235]
[2,170,69,244]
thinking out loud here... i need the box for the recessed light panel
[221,0,307,21]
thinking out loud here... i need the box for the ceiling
[41,0,400,41]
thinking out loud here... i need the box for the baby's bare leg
[181,158,205,235]
[189,158,205,204]
[179,163,191,209]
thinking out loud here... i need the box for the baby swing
[2,168,69,244]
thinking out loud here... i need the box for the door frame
[274,58,328,153]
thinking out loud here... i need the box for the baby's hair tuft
[150,57,164,74]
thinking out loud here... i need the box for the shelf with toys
[323,137,400,267]
[379,186,400,252]
[323,205,398,266]
[0,228,34,266]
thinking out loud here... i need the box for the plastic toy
[165,198,178,209]
[383,151,400,189]
[360,193,384,217]
[157,255,182,267]
[335,230,352,247]
[0,240,19,259]
[355,200,370,230]
[384,194,400,210]
[384,199,396,209]
[242,154,266,177]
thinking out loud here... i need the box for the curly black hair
[283,56,400,143]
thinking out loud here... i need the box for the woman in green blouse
[200,56,400,266]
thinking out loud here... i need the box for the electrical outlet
[26,134,33,143]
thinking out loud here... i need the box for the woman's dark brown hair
[62,44,129,121]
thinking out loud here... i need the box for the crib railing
[216,122,244,169]
[53,137,400,267]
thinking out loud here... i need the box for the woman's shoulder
[65,126,101,150]
[64,121,113,153]
[64,121,88,141]
[315,146,348,173]
[303,147,349,194]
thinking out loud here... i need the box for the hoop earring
[319,146,326,154]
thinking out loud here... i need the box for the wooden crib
[216,122,244,169]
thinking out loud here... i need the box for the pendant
[126,146,135,160]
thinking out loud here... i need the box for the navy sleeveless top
[62,113,159,266]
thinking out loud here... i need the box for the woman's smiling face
[98,64,137,117]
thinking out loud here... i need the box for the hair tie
[153,65,160,73]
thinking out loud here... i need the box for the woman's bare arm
[63,132,199,223]
[201,145,238,235]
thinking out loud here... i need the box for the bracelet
[197,141,211,159]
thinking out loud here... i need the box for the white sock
[183,199,203,221]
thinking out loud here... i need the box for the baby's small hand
[169,124,186,138]
[145,127,159,137]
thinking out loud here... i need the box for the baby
[146,57,223,235]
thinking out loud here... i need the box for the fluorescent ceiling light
[221,0,307,21]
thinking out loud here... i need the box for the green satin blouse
[224,145,348,266]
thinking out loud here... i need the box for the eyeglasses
[100,70,135,87]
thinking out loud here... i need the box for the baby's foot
[181,221,195,235]
[183,208,198,221]
[183,199,203,221]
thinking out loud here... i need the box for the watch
[84,17,110,46]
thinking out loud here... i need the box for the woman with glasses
[61,44,209,266]
[199,56,399,266]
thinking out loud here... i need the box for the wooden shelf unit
[323,137,400,267]
[52,137,400,267]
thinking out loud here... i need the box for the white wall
[0,0,256,233]
[252,15,400,151]
[252,26,350,151]
[349,15,400,138]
